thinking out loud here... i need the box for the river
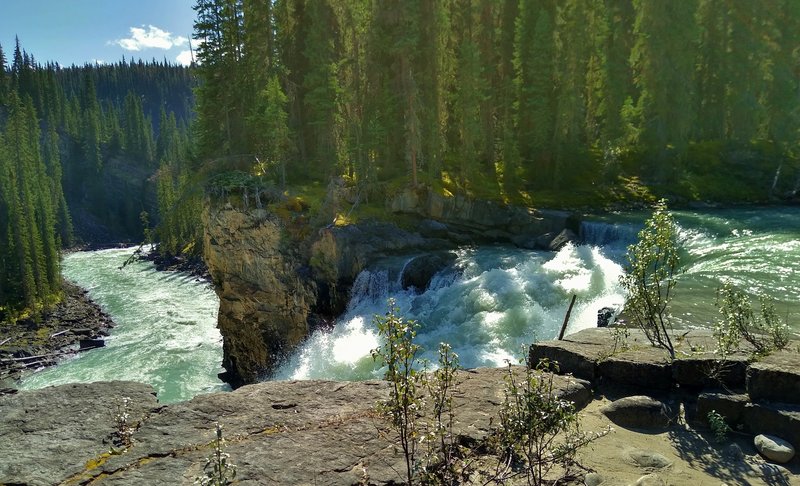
[18,206,800,399]
[19,247,228,403]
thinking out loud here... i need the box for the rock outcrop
[531,327,800,468]
[0,367,590,485]
[203,205,317,387]
[390,186,575,247]
[203,191,578,388]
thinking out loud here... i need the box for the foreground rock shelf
[3,329,799,485]
[0,368,591,485]
[531,328,800,458]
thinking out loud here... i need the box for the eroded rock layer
[203,205,317,387]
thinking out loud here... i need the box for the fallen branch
[558,295,578,340]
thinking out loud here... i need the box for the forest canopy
[191,0,800,205]
[0,39,193,315]
[2,0,800,315]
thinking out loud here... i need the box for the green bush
[493,360,608,486]
[715,281,790,357]
[371,299,425,485]
[620,199,681,359]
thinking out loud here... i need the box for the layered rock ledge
[0,367,590,485]
[531,327,800,465]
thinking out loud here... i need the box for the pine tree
[301,0,343,178]
[515,1,556,185]
[631,0,696,179]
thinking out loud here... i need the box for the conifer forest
[1,0,800,315]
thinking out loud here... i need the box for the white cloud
[176,50,193,66]
[113,25,188,52]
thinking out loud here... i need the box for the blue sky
[1,0,196,67]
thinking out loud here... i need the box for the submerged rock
[400,252,456,291]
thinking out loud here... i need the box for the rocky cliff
[203,191,580,388]
[3,333,798,485]
[203,204,317,387]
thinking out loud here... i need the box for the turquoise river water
[19,207,800,401]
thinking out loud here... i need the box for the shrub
[196,422,237,486]
[620,199,680,359]
[371,299,425,485]
[420,343,463,485]
[715,281,790,356]
[706,410,732,443]
[494,360,608,485]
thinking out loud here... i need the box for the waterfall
[275,244,626,381]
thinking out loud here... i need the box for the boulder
[601,396,671,430]
[584,472,604,486]
[743,401,800,449]
[622,449,672,469]
[597,307,615,327]
[696,392,749,427]
[746,350,800,405]
[754,434,796,464]
[534,228,579,252]
[400,252,457,291]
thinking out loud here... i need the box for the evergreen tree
[515,1,556,185]
[631,0,697,179]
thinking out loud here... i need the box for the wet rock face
[203,205,317,387]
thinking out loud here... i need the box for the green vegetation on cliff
[187,0,799,202]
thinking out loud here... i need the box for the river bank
[0,280,114,386]
[2,329,797,485]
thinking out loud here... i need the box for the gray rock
[0,367,591,486]
[673,353,749,389]
[400,252,456,291]
[0,381,158,486]
[742,401,800,448]
[630,473,667,486]
[696,392,749,427]
[623,449,672,469]
[725,443,745,461]
[754,434,796,464]
[601,396,671,430]
[537,228,578,251]
[747,350,800,405]
[598,348,672,390]
[584,472,604,485]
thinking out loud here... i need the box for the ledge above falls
[202,189,578,388]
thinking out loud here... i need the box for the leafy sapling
[196,422,237,486]
[111,396,135,452]
[706,410,732,443]
[715,281,791,356]
[421,343,462,484]
[620,199,680,359]
[371,298,425,485]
